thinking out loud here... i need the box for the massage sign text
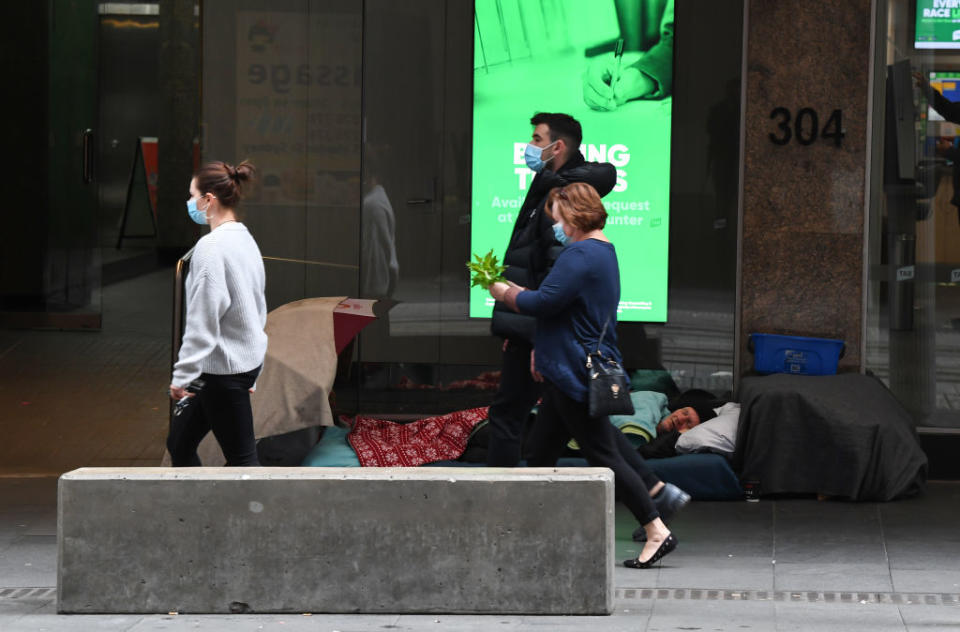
[236,11,361,205]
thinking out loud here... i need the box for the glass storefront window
[202,0,744,415]
[868,0,960,429]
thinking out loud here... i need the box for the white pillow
[675,403,740,457]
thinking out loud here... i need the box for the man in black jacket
[487,112,617,466]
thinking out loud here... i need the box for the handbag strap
[595,316,611,355]
[582,310,615,366]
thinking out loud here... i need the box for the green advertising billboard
[471,0,673,322]
[916,0,960,48]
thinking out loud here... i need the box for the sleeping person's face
[658,407,701,434]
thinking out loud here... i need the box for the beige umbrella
[167,296,348,466]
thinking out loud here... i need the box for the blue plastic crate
[749,333,845,376]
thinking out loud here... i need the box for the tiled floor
[0,268,172,474]
[1,477,958,630]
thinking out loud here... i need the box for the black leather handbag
[584,317,634,418]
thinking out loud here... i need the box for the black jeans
[167,366,261,467]
[486,340,542,466]
[528,380,661,525]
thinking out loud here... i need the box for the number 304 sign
[769,108,844,147]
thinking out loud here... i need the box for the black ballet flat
[623,533,678,569]
[656,483,691,522]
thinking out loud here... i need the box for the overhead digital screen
[916,0,960,49]
[470,0,673,322]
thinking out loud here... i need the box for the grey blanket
[733,374,927,501]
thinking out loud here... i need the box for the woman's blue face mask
[186,197,208,225]
[552,221,570,246]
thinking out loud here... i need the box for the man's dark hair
[691,404,718,424]
[530,112,582,155]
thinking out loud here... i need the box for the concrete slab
[656,556,776,591]
[612,565,661,589]
[645,597,776,631]
[0,600,51,617]
[890,569,960,594]
[57,467,615,615]
[774,562,895,593]
[773,501,887,565]
[897,604,960,632]
[0,537,57,587]
[6,614,139,632]
[885,538,960,571]
[773,601,908,632]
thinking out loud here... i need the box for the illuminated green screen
[471,0,672,322]
[916,0,960,49]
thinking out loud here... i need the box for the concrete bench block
[58,467,614,615]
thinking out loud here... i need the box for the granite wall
[739,0,873,374]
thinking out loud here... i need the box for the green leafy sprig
[466,249,508,290]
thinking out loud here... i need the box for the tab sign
[896,266,915,282]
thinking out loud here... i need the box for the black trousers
[486,340,542,466]
[528,380,661,525]
[167,367,261,467]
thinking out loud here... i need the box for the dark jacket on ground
[638,429,680,459]
[491,151,616,344]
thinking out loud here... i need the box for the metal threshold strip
[617,588,960,607]
[3,587,957,608]
[0,587,56,600]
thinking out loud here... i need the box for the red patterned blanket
[345,406,489,467]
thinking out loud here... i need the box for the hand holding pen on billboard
[581,39,621,111]
[614,37,624,84]
[582,38,658,111]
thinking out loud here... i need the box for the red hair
[549,182,606,231]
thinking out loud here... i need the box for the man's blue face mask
[186,197,208,225]
[524,141,557,173]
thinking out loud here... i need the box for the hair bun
[233,160,256,183]
[195,160,256,208]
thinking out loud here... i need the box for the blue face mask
[524,141,556,173]
[186,197,208,225]
[552,222,570,246]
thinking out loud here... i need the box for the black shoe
[632,484,690,542]
[623,534,678,569]
[656,483,691,522]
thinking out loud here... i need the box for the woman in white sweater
[167,160,267,466]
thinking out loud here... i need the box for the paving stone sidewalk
[2,477,958,631]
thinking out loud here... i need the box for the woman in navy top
[491,183,682,569]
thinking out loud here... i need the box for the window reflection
[868,0,960,429]
[203,0,744,413]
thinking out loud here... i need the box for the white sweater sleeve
[171,250,231,387]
